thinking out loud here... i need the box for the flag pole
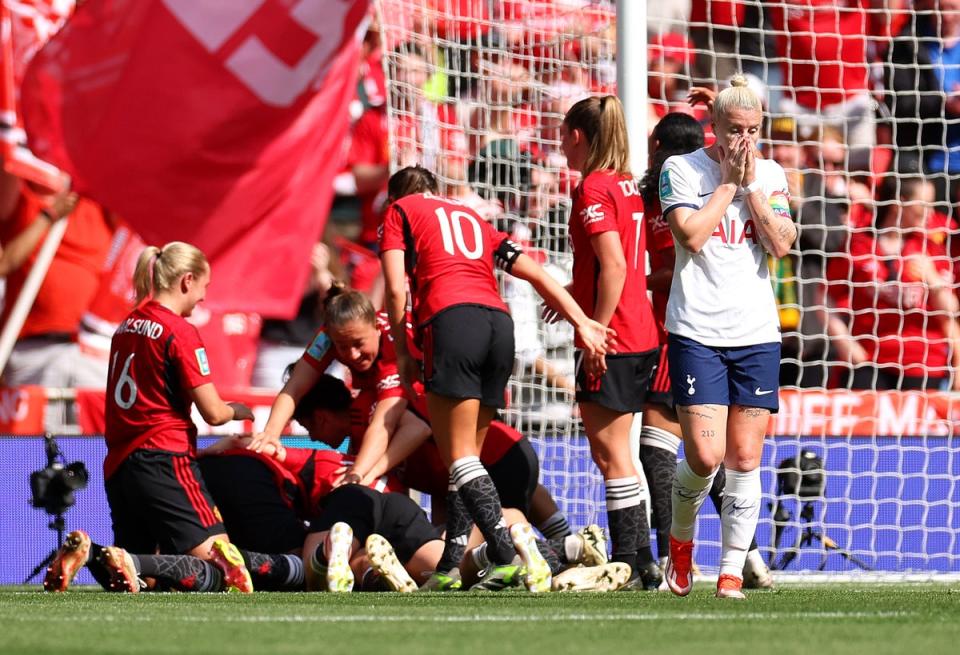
[0,218,69,376]
[0,2,71,377]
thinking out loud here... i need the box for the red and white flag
[20,0,370,317]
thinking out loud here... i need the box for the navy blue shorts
[667,334,780,412]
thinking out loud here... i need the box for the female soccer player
[659,76,797,599]
[102,242,301,593]
[556,95,661,590]
[250,284,419,486]
[639,111,773,589]
[380,165,613,591]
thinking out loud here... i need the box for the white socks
[719,468,762,578]
[670,459,718,542]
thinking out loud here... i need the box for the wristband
[743,179,762,194]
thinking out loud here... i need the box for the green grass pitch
[1,585,957,655]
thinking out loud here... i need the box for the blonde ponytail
[132,241,208,305]
[564,95,632,176]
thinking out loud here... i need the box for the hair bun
[729,74,748,88]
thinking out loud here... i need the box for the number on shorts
[112,352,138,409]
[435,207,483,259]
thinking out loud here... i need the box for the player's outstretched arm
[381,249,419,392]
[341,395,408,486]
[248,358,319,453]
[362,410,432,483]
[189,384,253,426]
[509,252,616,355]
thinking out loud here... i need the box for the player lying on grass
[303,484,627,593]
[297,375,574,533]
[44,430,406,595]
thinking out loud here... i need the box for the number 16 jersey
[104,301,211,478]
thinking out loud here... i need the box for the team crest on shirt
[307,332,332,361]
[195,348,210,376]
[659,169,674,199]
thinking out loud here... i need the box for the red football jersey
[280,448,406,520]
[827,233,953,376]
[103,302,211,478]
[207,448,405,521]
[380,193,513,326]
[568,171,658,353]
[644,195,675,345]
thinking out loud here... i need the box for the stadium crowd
[3,0,959,596]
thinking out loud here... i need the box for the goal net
[376,0,959,580]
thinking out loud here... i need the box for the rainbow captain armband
[769,191,791,220]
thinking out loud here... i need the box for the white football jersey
[659,148,790,347]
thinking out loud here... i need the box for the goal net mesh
[376,0,959,578]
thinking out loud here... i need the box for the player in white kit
[658,76,797,599]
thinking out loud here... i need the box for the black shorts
[310,486,441,563]
[105,450,225,555]
[422,305,514,408]
[486,438,539,516]
[645,344,674,409]
[574,348,659,413]
[198,455,306,553]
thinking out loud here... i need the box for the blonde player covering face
[659,76,797,599]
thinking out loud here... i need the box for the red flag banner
[19,0,370,317]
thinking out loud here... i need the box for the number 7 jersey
[568,171,657,353]
[103,301,212,478]
[380,192,520,326]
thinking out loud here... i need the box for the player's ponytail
[323,281,376,329]
[713,74,762,121]
[563,95,631,177]
[387,165,440,203]
[132,242,208,305]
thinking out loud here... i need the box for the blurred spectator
[766,0,907,167]
[767,117,805,213]
[826,176,960,390]
[251,242,334,389]
[648,0,692,39]
[0,168,113,387]
[58,223,144,389]
[689,0,746,86]
[882,0,960,212]
[648,33,697,121]
[356,18,386,114]
[792,127,857,386]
